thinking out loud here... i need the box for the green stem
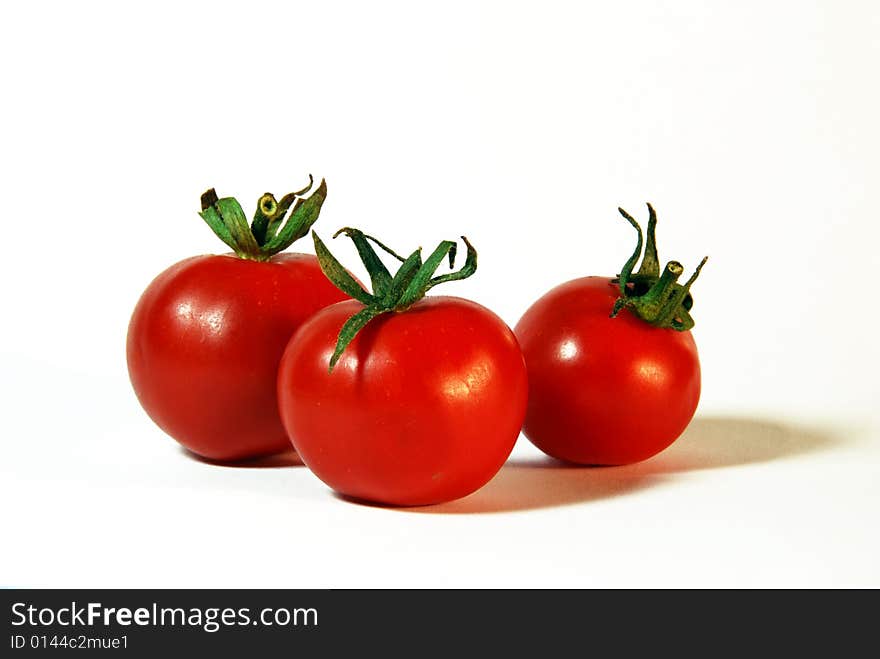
[266,175,315,242]
[428,236,477,288]
[329,306,386,370]
[611,204,707,331]
[312,231,375,305]
[251,193,278,246]
[615,207,643,294]
[638,202,660,277]
[313,228,479,372]
[333,228,394,297]
[197,175,326,261]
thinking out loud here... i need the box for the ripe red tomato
[516,277,700,464]
[128,254,348,461]
[127,179,349,461]
[277,230,527,506]
[279,297,527,506]
[515,204,707,465]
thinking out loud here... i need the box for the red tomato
[127,253,349,461]
[278,296,528,506]
[127,178,346,461]
[515,204,706,465]
[515,276,700,465]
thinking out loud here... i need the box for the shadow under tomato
[181,447,304,469]
[400,459,662,514]
[643,415,838,473]
[407,415,842,514]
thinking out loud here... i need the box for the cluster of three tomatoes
[127,178,705,506]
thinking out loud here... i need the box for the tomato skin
[277,296,528,506]
[515,276,701,465]
[127,253,350,461]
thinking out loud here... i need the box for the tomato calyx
[610,203,708,331]
[312,227,478,371]
[198,175,327,262]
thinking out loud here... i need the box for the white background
[1,1,878,587]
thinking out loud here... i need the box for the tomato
[515,204,707,465]
[277,229,528,506]
[128,253,348,461]
[516,276,700,464]
[127,178,349,461]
